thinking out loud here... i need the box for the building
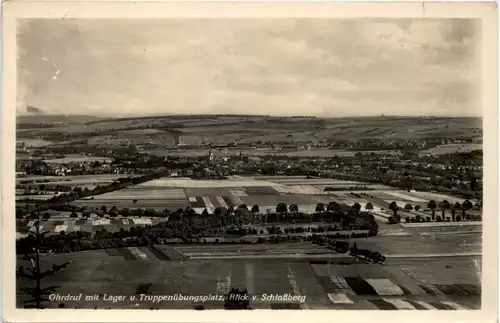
[174,135,186,146]
[208,148,215,163]
[16,141,27,152]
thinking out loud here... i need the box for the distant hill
[17,114,105,124]
[16,114,482,144]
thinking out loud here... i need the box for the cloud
[17,18,481,117]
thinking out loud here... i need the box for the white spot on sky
[42,57,48,61]
[52,75,57,81]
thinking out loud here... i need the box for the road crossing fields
[16,250,480,310]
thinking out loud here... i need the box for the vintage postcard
[2,1,498,323]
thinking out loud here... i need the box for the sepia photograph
[2,1,498,323]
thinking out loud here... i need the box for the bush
[455,216,462,222]
[388,216,400,224]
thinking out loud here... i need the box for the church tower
[208,148,214,163]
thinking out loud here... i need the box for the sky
[17,19,481,117]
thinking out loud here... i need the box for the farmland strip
[119,247,136,260]
[434,284,469,296]
[215,264,232,295]
[105,248,121,256]
[365,278,405,296]
[412,301,437,310]
[418,284,438,296]
[429,302,453,310]
[230,193,244,205]
[146,245,171,261]
[245,262,255,295]
[216,196,229,209]
[382,298,416,310]
[316,276,338,294]
[367,299,398,310]
[196,196,206,208]
[344,277,379,295]
[222,196,234,207]
[406,301,429,310]
[327,293,353,304]
[202,196,215,213]
[128,247,148,260]
[455,283,480,295]
[441,301,468,310]
[286,263,308,309]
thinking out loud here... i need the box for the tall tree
[404,204,413,211]
[427,200,437,221]
[365,202,374,212]
[213,207,223,217]
[315,203,325,213]
[439,200,451,218]
[389,201,399,217]
[327,201,340,213]
[462,200,473,217]
[18,213,70,308]
[289,204,299,213]
[351,203,361,214]
[276,202,288,213]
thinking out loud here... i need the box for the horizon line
[16,113,482,119]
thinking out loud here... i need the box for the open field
[16,172,482,309]
[16,176,481,237]
[420,144,483,156]
[69,176,477,213]
[87,131,178,146]
[16,175,140,192]
[17,139,55,147]
[16,247,481,309]
[16,194,57,201]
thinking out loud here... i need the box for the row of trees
[383,199,478,224]
[17,221,374,258]
[425,199,476,221]
[20,195,479,230]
